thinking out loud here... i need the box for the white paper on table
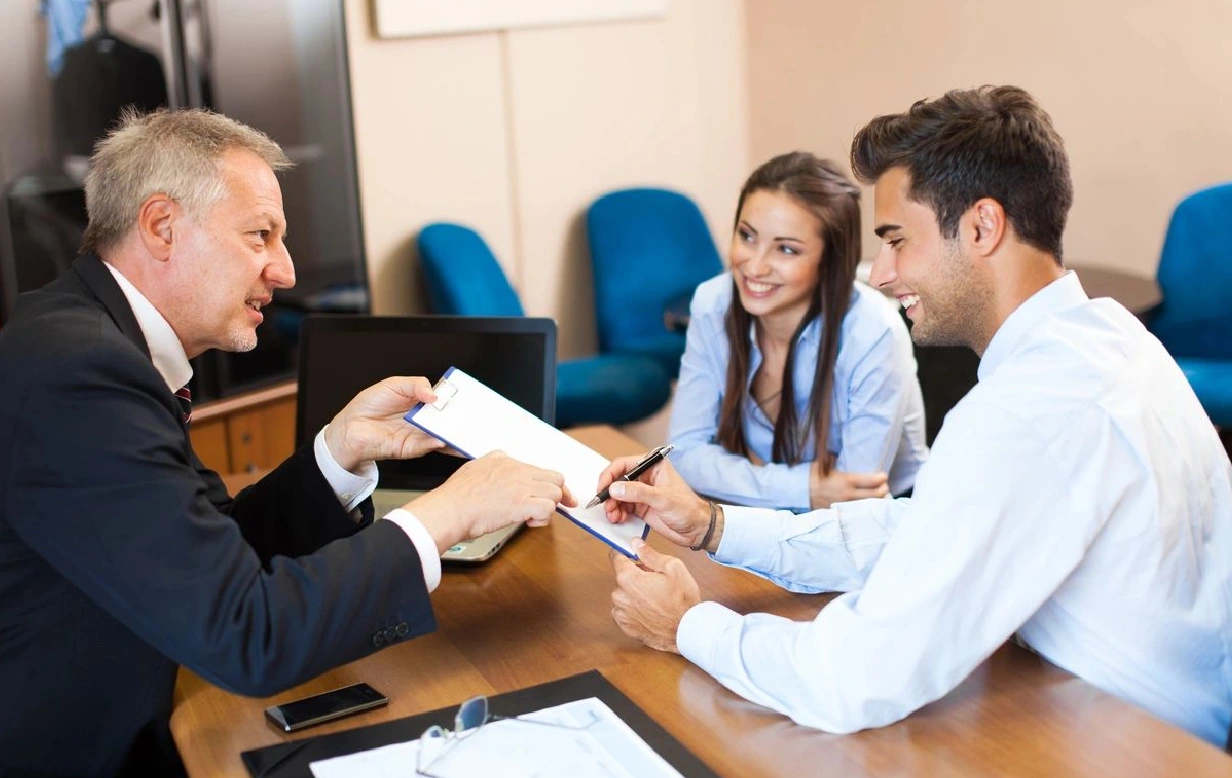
[403,367,648,558]
[308,697,684,778]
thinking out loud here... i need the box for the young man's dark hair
[850,85,1073,262]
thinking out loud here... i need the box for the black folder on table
[242,670,718,777]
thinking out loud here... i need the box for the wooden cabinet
[188,418,230,474]
[188,382,297,476]
[224,400,296,474]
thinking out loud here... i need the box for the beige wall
[745,0,1232,278]
[344,0,748,359]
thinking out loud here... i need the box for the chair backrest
[417,222,525,317]
[586,188,723,353]
[1150,183,1232,359]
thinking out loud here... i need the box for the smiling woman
[668,152,929,512]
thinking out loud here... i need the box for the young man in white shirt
[600,85,1232,746]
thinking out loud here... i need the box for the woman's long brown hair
[716,152,862,471]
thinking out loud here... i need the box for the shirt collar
[103,262,193,393]
[745,309,824,355]
[978,271,1088,381]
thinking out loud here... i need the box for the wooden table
[171,426,1231,777]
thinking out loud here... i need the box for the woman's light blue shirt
[669,274,928,510]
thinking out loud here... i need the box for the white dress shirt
[670,275,928,508]
[103,263,441,591]
[677,272,1232,745]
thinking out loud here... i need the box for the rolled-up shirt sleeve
[713,498,907,593]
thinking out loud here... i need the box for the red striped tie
[175,386,193,426]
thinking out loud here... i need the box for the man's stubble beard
[227,321,258,353]
[907,240,986,351]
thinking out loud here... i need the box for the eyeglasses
[414,695,598,778]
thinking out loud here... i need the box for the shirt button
[342,493,354,502]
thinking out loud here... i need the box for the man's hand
[597,456,713,550]
[408,451,576,553]
[610,540,701,654]
[809,456,889,509]
[324,376,446,472]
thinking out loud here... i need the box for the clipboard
[241,670,719,778]
[403,367,650,558]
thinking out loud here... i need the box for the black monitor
[296,315,556,490]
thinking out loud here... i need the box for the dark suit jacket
[0,255,436,777]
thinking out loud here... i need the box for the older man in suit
[0,109,572,777]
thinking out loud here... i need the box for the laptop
[296,315,557,563]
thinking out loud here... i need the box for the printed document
[308,697,684,778]
[405,368,649,557]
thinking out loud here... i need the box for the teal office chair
[1147,183,1232,428]
[586,188,724,378]
[416,222,671,428]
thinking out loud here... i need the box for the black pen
[585,444,674,509]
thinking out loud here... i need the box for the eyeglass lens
[454,696,489,732]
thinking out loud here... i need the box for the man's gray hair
[81,108,292,255]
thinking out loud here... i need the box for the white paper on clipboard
[404,367,649,558]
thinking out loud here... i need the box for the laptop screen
[297,315,556,490]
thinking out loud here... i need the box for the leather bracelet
[689,501,717,551]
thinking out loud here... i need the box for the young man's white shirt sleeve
[676,401,1092,733]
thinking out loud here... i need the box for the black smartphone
[264,682,389,732]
